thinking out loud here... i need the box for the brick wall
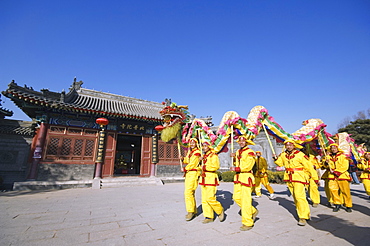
[37,163,95,181]
[0,134,33,189]
[156,165,182,177]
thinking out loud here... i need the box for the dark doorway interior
[114,134,142,175]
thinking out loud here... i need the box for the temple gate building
[2,79,185,188]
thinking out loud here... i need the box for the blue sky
[1,0,369,134]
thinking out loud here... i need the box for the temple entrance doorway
[114,134,142,175]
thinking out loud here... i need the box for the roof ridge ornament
[60,89,65,102]
[70,77,83,91]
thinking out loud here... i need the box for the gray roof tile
[3,81,164,122]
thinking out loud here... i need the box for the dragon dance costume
[253,152,275,198]
[322,144,352,212]
[232,137,258,230]
[320,158,335,206]
[182,138,201,220]
[306,155,320,206]
[274,140,318,224]
[357,152,370,197]
[199,143,224,223]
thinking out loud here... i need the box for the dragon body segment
[155,102,364,162]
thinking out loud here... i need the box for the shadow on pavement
[352,203,370,217]
[194,190,234,218]
[309,214,370,246]
[351,189,369,200]
[0,189,61,197]
[273,196,298,220]
[216,189,234,211]
[273,186,291,197]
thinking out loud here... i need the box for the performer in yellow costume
[199,141,225,224]
[306,154,320,207]
[253,151,275,199]
[273,140,318,226]
[322,143,352,212]
[230,136,258,231]
[181,138,201,221]
[320,153,344,207]
[357,152,370,199]
[320,157,332,207]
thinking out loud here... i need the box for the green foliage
[338,119,370,148]
[221,171,235,182]
[267,170,285,184]
[216,171,222,181]
[220,170,285,183]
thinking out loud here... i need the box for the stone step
[100,177,163,188]
[159,176,185,184]
[13,177,164,190]
[13,180,93,191]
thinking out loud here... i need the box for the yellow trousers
[324,179,334,204]
[329,179,352,207]
[233,183,242,207]
[254,176,274,196]
[241,185,257,226]
[307,179,320,204]
[362,179,370,196]
[184,171,199,213]
[233,183,257,226]
[201,185,223,219]
[287,182,310,220]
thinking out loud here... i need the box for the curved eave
[0,107,13,117]
[5,90,163,123]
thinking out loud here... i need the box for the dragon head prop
[155,99,190,142]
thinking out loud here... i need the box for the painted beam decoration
[156,103,366,163]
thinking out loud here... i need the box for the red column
[94,129,106,179]
[150,134,158,177]
[150,163,156,177]
[27,122,47,180]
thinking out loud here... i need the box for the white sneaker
[269,193,275,199]
[254,195,261,198]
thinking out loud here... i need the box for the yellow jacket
[319,157,330,180]
[275,150,318,184]
[306,155,320,180]
[322,152,351,181]
[358,159,370,180]
[199,150,220,186]
[308,155,319,169]
[183,148,201,172]
[234,147,256,187]
[255,156,268,178]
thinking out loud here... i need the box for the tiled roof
[2,81,163,122]
[0,119,36,136]
[0,107,13,118]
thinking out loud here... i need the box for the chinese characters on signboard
[119,121,155,134]
[120,123,145,131]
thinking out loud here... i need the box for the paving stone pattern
[0,183,369,246]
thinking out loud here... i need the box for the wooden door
[102,132,116,177]
[140,136,152,176]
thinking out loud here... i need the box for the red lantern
[96,117,109,127]
[155,125,164,132]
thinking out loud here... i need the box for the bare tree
[336,108,370,132]
[337,116,351,130]
[353,110,367,120]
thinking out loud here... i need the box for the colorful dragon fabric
[155,102,365,162]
